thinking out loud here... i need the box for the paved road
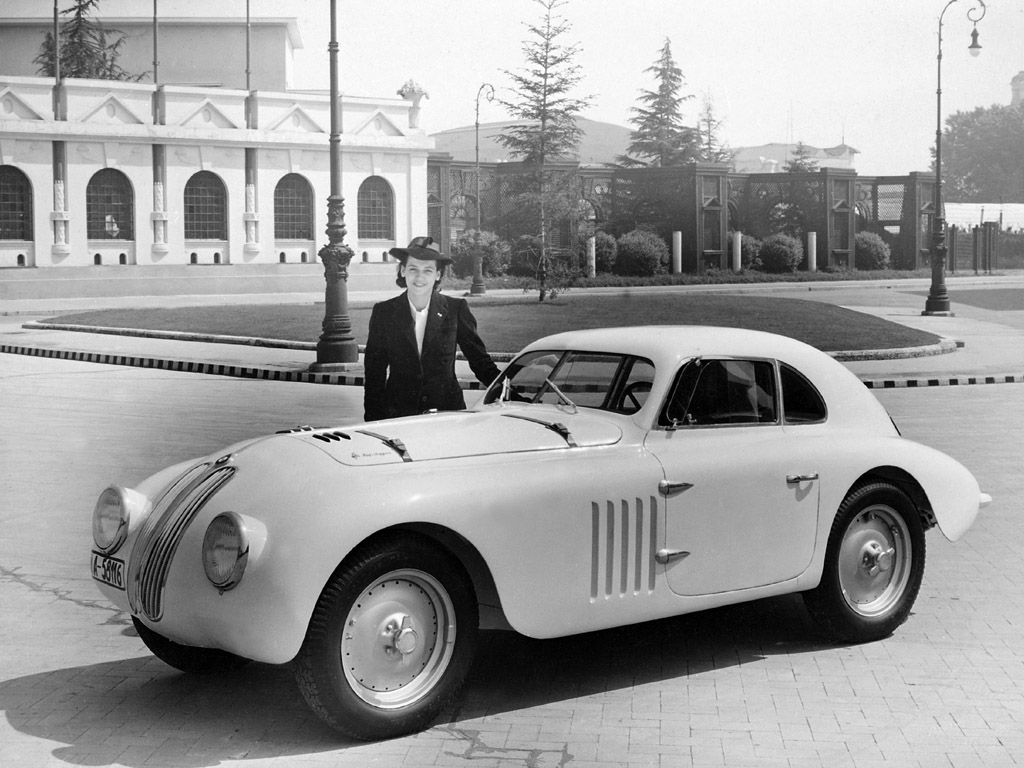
[1,352,1022,767]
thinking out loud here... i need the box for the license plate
[91,552,126,590]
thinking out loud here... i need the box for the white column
[672,231,682,273]
[732,231,742,272]
[807,232,817,272]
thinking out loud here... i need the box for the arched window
[0,165,33,241]
[274,173,314,240]
[184,171,227,240]
[357,176,394,240]
[86,168,134,240]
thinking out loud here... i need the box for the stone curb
[21,320,956,365]
[4,340,1023,390]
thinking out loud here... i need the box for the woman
[363,236,499,422]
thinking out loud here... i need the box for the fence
[428,155,1011,274]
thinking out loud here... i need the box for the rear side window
[781,364,827,424]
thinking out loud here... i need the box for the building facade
[0,75,431,269]
[0,4,433,272]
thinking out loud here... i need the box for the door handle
[786,473,819,484]
[658,480,694,497]
[655,548,691,564]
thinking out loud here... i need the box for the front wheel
[803,481,926,643]
[294,535,478,740]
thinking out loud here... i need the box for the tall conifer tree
[619,39,697,167]
[35,0,143,82]
[498,0,591,299]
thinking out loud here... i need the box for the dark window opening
[184,171,227,240]
[0,165,33,241]
[358,176,394,240]
[87,168,134,240]
[274,173,314,240]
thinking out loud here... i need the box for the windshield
[484,350,655,415]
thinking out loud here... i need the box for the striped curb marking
[3,343,1021,390]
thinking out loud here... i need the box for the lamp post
[311,0,358,366]
[470,83,494,296]
[923,0,986,315]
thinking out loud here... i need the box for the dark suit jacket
[363,291,499,422]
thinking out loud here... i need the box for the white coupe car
[90,326,989,739]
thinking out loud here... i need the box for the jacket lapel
[395,293,417,354]
[422,293,448,357]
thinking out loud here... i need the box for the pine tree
[34,0,143,82]
[696,91,733,165]
[619,39,697,167]
[498,0,591,299]
[783,142,820,173]
[778,141,820,242]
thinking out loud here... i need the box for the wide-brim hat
[388,236,452,264]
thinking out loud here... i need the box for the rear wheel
[804,481,926,642]
[294,535,478,740]
[133,616,250,674]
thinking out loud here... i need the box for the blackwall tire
[133,616,250,674]
[294,535,478,740]
[803,481,926,643]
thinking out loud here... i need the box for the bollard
[587,236,596,278]
[732,231,742,272]
[672,231,682,274]
[807,232,817,272]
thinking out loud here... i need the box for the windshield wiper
[544,377,577,413]
[355,429,412,462]
[501,413,578,447]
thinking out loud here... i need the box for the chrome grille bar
[128,463,235,621]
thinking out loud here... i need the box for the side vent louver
[590,497,658,601]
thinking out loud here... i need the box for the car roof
[521,325,821,368]
[519,325,892,432]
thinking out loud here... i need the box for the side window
[614,358,656,414]
[662,359,778,427]
[781,364,827,424]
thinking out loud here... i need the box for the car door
[643,357,820,597]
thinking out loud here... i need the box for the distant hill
[431,117,632,166]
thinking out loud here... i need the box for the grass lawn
[47,292,940,354]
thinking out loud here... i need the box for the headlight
[202,512,250,591]
[92,486,130,554]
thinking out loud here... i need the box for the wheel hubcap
[341,569,456,709]
[837,505,912,617]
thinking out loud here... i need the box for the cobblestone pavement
[2,276,1023,767]
[1,360,1022,768]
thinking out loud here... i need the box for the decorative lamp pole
[923,0,986,315]
[311,0,358,366]
[471,83,494,296]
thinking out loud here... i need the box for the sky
[7,0,1022,175]
[281,0,1023,175]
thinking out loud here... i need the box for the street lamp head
[968,26,982,56]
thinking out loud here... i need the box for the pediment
[268,105,325,133]
[179,100,238,129]
[353,110,404,137]
[78,94,145,125]
[0,89,46,121]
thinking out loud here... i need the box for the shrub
[854,231,891,271]
[591,230,618,273]
[450,230,512,278]
[509,234,542,277]
[614,229,669,277]
[758,233,804,273]
[727,232,762,270]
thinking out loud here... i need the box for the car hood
[272,407,624,466]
